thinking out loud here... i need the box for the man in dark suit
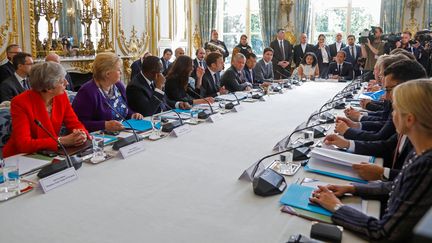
[197,52,226,97]
[243,52,259,88]
[329,33,346,61]
[130,52,151,80]
[293,33,315,67]
[126,56,189,117]
[328,51,354,81]
[220,53,252,92]
[0,44,21,84]
[192,47,207,81]
[342,35,362,77]
[45,53,74,91]
[254,47,274,83]
[270,29,293,78]
[204,30,229,59]
[0,52,33,103]
[160,48,172,75]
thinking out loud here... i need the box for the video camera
[414,29,432,47]
[359,26,379,44]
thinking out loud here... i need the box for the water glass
[91,136,106,163]
[1,158,20,194]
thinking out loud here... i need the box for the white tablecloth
[0,81,379,243]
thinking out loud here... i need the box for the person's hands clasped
[219,86,228,95]
[309,185,343,212]
[131,113,144,120]
[336,116,360,128]
[179,102,192,110]
[359,99,371,109]
[344,107,361,121]
[60,129,87,147]
[323,134,350,149]
[334,120,349,135]
[105,120,124,132]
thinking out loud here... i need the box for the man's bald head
[45,53,61,63]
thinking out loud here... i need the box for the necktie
[22,79,29,90]
[280,41,285,60]
[351,46,355,59]
[338,64,341,75]
[213,73,219,87]
[199,61,203,67]
[250,69,253,83]
[150,81,155,90]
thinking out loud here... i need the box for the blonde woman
[72,52,143,132]
[313,79,432,241]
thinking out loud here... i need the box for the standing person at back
[270,29,293,79]
[0,44,21,84]
[160,48,173,75]
[314,34,331,78]
[235,34,253,57]
[329,33,346,61]
[361,27,385,74]
[343,35,362,77]
[204,30,229,59]
[293,33,315,67]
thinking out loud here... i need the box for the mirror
[33,0,106,57]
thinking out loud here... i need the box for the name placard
[232,105,245,112]
[40,167,78,193]
[119,141,146,159]
[171,124,192,137]
[208,113,223,123]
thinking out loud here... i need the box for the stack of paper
[305,147,375,183]
[215,92,248,102]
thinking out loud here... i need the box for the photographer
[395,31,421,59]
[360,27,385,73]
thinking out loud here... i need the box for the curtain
[259,0,280,47]
[423,0,432,29]
[294,0,311,44]
[380,0,405,33]
[199,0,217,46]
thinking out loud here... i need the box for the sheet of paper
[4,154,52,175]
[310,147,373,167]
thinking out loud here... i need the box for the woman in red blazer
[3,62,89,158]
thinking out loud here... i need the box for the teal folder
[280,183,332,217]
[304,165,368,184]
[122,119,161,132]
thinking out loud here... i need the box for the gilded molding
[28,0,37,57]
[0,0,18,61]
[20,0,25,51]
[70,60,93,73]
[405,0,421,35]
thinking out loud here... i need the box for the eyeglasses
[23,62,34,65]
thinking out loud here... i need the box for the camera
[359,26,378,44]
[382,33,402,43]
[415,29,432,46]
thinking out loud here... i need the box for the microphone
[153,95,185,132]
[251,141,314,196]
[305,105,338,127]
[284,122,330,149]
[103,100,141,150]
[34,119,83,178]
[187,86,215,119]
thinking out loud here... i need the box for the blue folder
[122,119,161,132]
[362,90,385,101]
[280,183,332,217]
[304,165,368,184]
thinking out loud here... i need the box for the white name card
[119,141,146,159]
[208,113,223,123]
[260,96,268,101]
[232,105,245,112]
[171,124,192,137]
[40,167,78,193]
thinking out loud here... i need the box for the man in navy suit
[254,47,274,83]
[243,52,261,88]
[329,33,346,61]
[220,53,252,92]
[197,52,226,97]
[293,33,315,67]
[160,48,172,75]
[0,44,21,84]
[328,51,353,81]
[192,47,207,81]
[270,29,293,78]
[342,35,362,77]
[130,52,151,80]
[126,56,189,116]
[0,52,33,103]
[334,59,427,141]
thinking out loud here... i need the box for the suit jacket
[332,150,432,242]
[3,90,88,158]
[126,72,174,117]
[200,68,220,98]
[329,42,346,58]
[160,57,171,76]
[0,74,26,102]
[72,80,133,132]
[0,61,15,84]
[204,40,229,58]
[342,45,362,75]
[344,116,396,141]
[328,61,353,80]
[270,39,293,78]
[243,66,260,87]
[165,76,200,105]
[254,59,274,82]
[354,134,413,178]
[293,43,315,67]
[314,44,332,68]
[130,58,142,81]
[220,66,250,92]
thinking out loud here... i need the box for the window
[310,0,381,44]
[216,0,263,62]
